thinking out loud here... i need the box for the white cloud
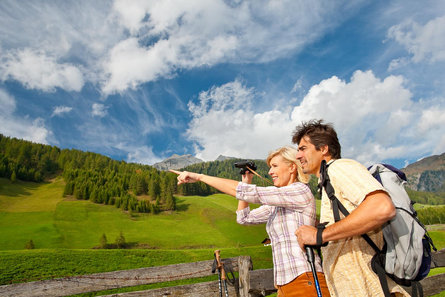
[1,49,84,92]
[186,79,294,161]
[290,70,445,164]
[0,1,367,94]
[52,106,73,117]
[92,103,108,117]
[187,71,445,165]
[0,88,52,144]
[123,144,162,165]
[387,15,445,63]
[0,88,16,115]
[0,1,120,92]
[103,0,365,94]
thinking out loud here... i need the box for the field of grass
[0,178,267,250]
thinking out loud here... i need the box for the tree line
[0,134,274,214]
[1,133,444,218]
[0,134,177,213]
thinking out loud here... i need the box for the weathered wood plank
[97,280,238,297]
[0,257,240,297]
[238,256,253,297]
[248,269,275,297]
[431,248,445,268]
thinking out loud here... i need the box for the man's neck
[315,156,333,177]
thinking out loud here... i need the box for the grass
[0,177,63,212]
[0,178,267,250]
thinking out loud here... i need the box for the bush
[25,239,35,249]
[99,233,107,249]
[115,232,126,249]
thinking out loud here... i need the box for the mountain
[215,155,236,161]
[152,154,238,171]
[402,152,445,192]
[152,154,204,171]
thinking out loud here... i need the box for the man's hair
[266,146,309,183]
[291,119,341,159]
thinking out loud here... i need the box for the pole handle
[305,246,323,297]
[214,250,226,280]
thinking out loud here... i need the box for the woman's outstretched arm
[170,169,239,197]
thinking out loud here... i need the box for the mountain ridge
[402,152,445,192]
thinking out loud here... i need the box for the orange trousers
[277,272,331,297]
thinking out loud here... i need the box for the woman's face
[268,155,296,187]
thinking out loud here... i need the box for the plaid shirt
[236,182,322,285]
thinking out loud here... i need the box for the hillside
[0,177,267,250]
[403,153,445,192]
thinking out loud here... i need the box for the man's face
[296,136,324,176]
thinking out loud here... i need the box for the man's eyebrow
[298,145,306,150]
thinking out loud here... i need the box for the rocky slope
[403,152,445,192]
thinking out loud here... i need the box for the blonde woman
[171,146,330,297]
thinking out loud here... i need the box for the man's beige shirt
[320,159,409,297]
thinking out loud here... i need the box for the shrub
[25,239,35,249]
[115,232,126,249]
[99,233,108,249]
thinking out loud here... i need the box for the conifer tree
[99,233,107,249]
[115,232,126,249]
[10,171,16,183]
[25,239,35,249]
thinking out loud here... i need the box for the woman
[171,146,330,297]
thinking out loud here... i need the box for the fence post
[238,256,253,297]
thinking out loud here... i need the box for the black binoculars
[234,160,257,175]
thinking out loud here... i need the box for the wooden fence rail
[1,250,444,297]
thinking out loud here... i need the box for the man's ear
[320,145,329,156]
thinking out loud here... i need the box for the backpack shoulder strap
[319,160,380,253]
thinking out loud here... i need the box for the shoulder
[287,182,313,194]
[329,159,369,177]
[328,159,384,198]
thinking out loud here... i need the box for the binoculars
[234,160,257,175]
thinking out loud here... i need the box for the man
[293,119,409,297]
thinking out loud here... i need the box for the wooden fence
[1,249,445,297]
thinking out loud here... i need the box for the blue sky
[1,0,444,169]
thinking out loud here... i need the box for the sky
[1,0,445,169]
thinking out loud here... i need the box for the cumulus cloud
[187,71,445,165]
[0,1,367,94]
[0,88,52,144]
[186,79,295,160]
[52,106,73,117]
[387,15,445,63]
[0,1,120,91]
[103,0,364,94]
[123,144,162,165]
[1,49,84,92]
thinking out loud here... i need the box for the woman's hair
[291,119,341,159]
[266,145,310,184]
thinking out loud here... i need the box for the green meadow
[0,178,267,250]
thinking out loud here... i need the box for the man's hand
[170,169,201,185]
[295,225,317,250]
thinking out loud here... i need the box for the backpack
[319,160,437,297]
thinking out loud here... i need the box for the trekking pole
[214,250,229,297]
[305,246,322,297]
[213,250,223,297]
